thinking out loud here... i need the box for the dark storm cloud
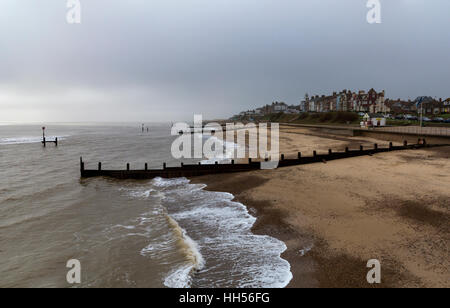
[1,0,449,122]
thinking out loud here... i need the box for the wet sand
[193,125,450,288]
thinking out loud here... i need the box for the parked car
[444,118,450,123]
[395,115,404,120]
[422,117,432,122]
[404,115,418,121]
[432,117,444,122]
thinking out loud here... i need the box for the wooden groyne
[41,127,58,147]
[42,137,58,147]
[80,140,449,180]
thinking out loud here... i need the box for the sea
[0,123,292,288]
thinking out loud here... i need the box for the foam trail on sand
[200,135,239,164]
[0,136,68,145]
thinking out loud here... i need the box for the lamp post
[420,103,423,128]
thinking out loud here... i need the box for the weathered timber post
[55,137,58,146]
[42,127,46,147]
[345,147,349,153]
[127,163,130,171]
[313,150,317,157]
[389,142,393,150]
[298,152,302,159]
[80,157,84,172]
[98,162,102,171]
[360,145,364,151]
[328,149,332,155]
[163,162,166,169]
[281,154,285,161]
[145,163,148,171]
[374,143,378,150]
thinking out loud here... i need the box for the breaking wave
[125,177,292,288]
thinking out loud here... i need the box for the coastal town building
[385,99,415,114]
[233,90,448,120]
[271,102,288,112]
[443,98,450,113]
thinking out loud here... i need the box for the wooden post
[298,152,301,159]
[360,145,363,151]
[163,162,166,169]
[248,158,252,164]
[98,162,102,171]
[127,163,130,171]
[313,150,317,157]
[231,159,234,165]
[328,149,332,155]
[281,154,285,161]
[145,163,148,171]
[345,147,349,153]
[80,157,84,172]
[374,143,378,150]
[181,162,184,167]
[403,140,408,147]
[55,137,58,146]
[43,137,46,147]
[389,142,393,150]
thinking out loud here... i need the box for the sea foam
[145,177,293,288]
[0,136,68,145]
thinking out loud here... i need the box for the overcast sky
[1,0,449,122]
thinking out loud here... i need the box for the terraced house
[304,89,386,113]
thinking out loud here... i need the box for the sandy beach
[193,125,450,288]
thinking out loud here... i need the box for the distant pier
[79,140,448,180]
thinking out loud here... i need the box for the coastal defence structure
[80,140,448,180]
[42,137,58,147]
[41,126,58,147]
[280,123,450,144]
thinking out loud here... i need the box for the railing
[375,126,450,137]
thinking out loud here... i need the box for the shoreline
[192,126,450,288]
[191,173,318,288]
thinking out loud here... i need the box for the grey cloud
[0,0,449,122]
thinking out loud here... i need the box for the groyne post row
[41,126,58,147]
[80,140,448,180]
[42,137,58,147]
